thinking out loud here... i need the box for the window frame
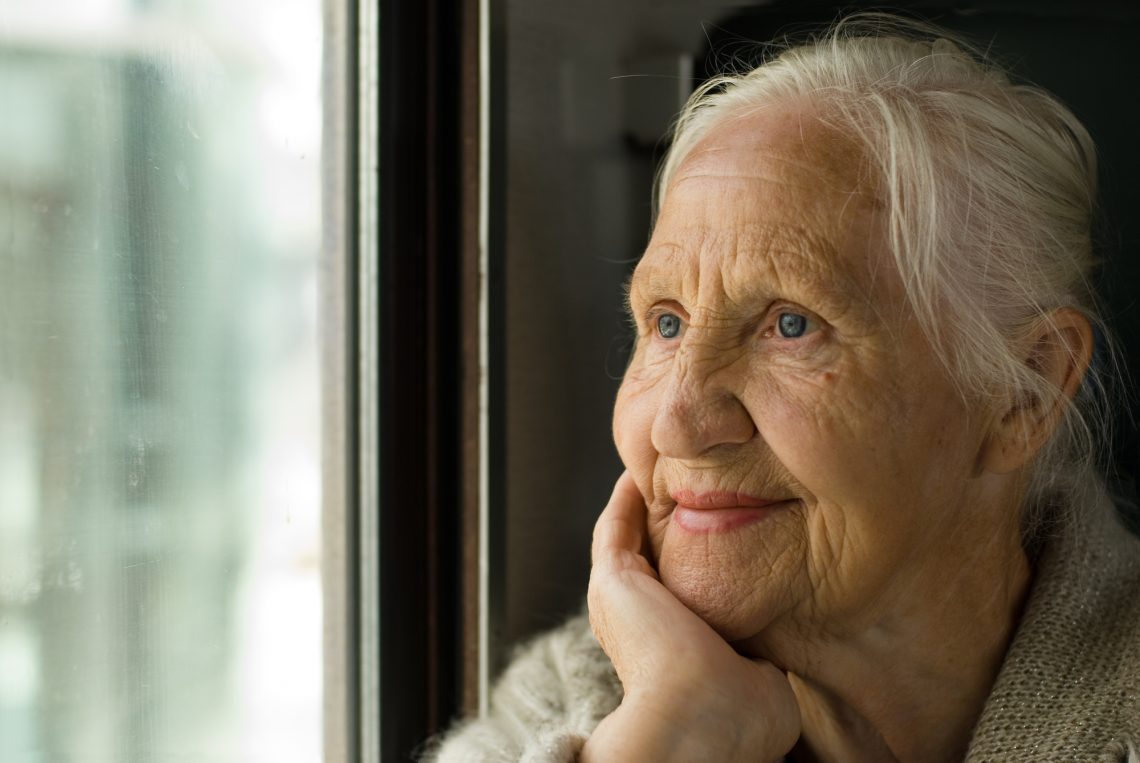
[323,0,500,759]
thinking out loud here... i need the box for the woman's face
[614,105,1011,649]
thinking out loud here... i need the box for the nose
[650,343,756,460]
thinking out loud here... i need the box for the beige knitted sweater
[425,500,1140,762]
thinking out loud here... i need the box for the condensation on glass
[0,1,324,760]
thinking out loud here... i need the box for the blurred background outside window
[0,0,324,760]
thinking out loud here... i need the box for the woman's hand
[582,472,801,762]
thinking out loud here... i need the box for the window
[0,1,326,759]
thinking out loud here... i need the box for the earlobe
[978,309,1094,475]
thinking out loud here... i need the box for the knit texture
[963,498,1140,761]
[421,613,620,762]
[425,499,1140,762]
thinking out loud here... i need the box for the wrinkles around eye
[643,303,827,350]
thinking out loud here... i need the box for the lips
[670,490,786,509]
[669,490,793,534]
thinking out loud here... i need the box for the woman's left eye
[656,312,682,339]
[775,312,816,339]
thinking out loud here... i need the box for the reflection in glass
[0,1,323,759]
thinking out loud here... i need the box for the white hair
[655,14,1122,542]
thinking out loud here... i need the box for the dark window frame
[372,0,497,758]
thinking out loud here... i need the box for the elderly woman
[427,15,1140,762]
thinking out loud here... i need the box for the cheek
[741,369,927,604]
[613,372,663,487]
[614,364,675,557]
[751,358,976,531]
[747,365,914,501]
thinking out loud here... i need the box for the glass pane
[0,1,324,760]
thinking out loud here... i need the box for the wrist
[581,700,679,762]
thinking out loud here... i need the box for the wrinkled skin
[586,102,1042,762]
[615,106,1020,650]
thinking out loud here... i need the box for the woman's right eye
[656,312,682,339]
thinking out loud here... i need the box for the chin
[658,560,778,643]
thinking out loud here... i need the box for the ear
[979,308,1095,475]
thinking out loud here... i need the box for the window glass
[0,1,323,760]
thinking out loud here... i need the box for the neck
[741,529,1032,762]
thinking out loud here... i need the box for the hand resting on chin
[582,471,802,763]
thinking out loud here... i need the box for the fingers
[588,471,659,666]
[590,470,647,560]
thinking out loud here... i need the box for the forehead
[672,103,867,199]
[635,104,891,305]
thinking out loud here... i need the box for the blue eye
[777,313,808,338]
[657,313,682,339]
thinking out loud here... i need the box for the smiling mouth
[669,490,795,534]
